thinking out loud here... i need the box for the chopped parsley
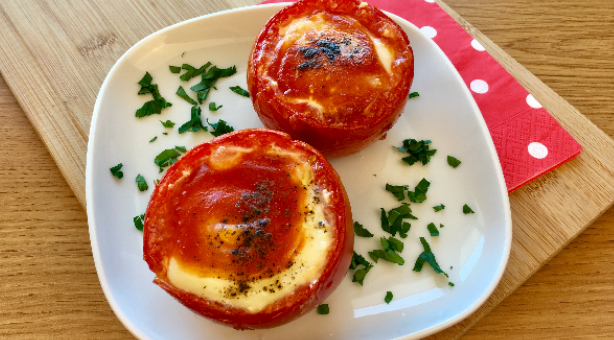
[135,174,148,191]
[197,88,210,104]
[413,237,448,277]
[178,106,207,134]
[463,204,475,214]
[408,92,419,99]
[399,222,411,239]
[154,146,186,172]
[350,251,373,285]
[447,156,462,168]
[209,102,223,111]
[149,136,157,143]
[382,204,417,237]
[175,145,187,153]
[176,86,197,105]
[395,139,437,166]
[207,118,234,137]
[191,65,237,91]
[162,132,168,135]
[369,236,405,265]
[387,236,404,252]
[160,120,175,128]
[135,72,172,118]
[433,204,445,212]
[133,214,145,232]
[179,62,211,82]
[353,221,374,238]
[169,65,181,73]
[427,223,439,236]
[440,223,445,228]
[385,291,393,304]
[448,282,455,287]
[407,178,430,203]
[385,183,408,201]
[229,85,250,97]
[316,304,329,315]
[110,163,123,179]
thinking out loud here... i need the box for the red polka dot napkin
[259,0,583,192]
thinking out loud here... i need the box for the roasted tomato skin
[248,0,414,158]
[143,129,353,330]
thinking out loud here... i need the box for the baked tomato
[248,0,414,158]
[143,129,353,329]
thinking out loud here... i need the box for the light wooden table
[1,0,613,339]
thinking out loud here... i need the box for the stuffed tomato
[143,129,353,329]
[248,0,414,158]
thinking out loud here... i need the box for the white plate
[86,4,511,340]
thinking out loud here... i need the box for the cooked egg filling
[167,147,334,313]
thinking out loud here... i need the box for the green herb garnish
[433,204,445,212]
[162,132,168,135]
[353,221,374,238]
[169,65,181,73]
[154,146,186,172]
[369,249,405,265]
[385,183,408,201]
[448,282,455,287]
[160,120,175,128]
[427,223,439,236]
[175,145,187,153]
[110,163,123,179]
[207,118,234,137]
[349,252,373,286]
[178,106,207,134]
[133,214,145,232]
[209,102,223,111]
[180,62,211,82]
[463,204,475,214]
[135,72,172,118]
[191,65,236,91]
[229,85,250,97]
[413,237,448,277]
[176,86,197,105]
[440,223,444,228]
[387,236,404,252]
[385,291,393,304]
[196,88,210,104]
[395,139,437,166]
[408,92,419,99]
[407,178,430,203]
[149,136,157,143]
[447,155,461,168]
[135,174,148,191]
[399,222,411,238]
[317,304,329,315]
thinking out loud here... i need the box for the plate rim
[85,3,512,340]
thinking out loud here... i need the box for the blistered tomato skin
[248,0,414,158]
[143,129,353,330]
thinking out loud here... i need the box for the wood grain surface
[0,0,613,339]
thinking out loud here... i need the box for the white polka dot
[419,26,437,39]
[471,39,486,51]
[424,0,436,2]
[526,94,542,109]
[470,79,489,94]
[528,142,548,159]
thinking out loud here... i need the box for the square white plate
[86,3,512,339]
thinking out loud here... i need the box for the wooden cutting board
[1,0,613,339]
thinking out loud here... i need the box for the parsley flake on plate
[135,174,148,191]
[110,163,123,179]
[385,183,408,201]
[169,65,181,74]
[447,155,462,168]
[353,221,374,238]
[399,222,411,239]
[407,178,431,203]
[448,282,455,287]
[369,237,405,265]
[433,204,445,212]
[133,214,145,232]
[207,118,234,137]
[349,251,373,286]
[413,237,448,277]
[154,146,186,172]
[160,120,175,128]
[135,72,172,118]
[179,106,207,134]
[408,92,419,99]
[176,86,197,105]
[316,304,329,315]
[463,204,475,214]
[149,136,157,143]
[385,291,393,304]
[229,85,250,97]
[395,139,437,166]
[209,102,223,111]
[191,65,236,91]
[427,222,439,236]
[179,62,211,82]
